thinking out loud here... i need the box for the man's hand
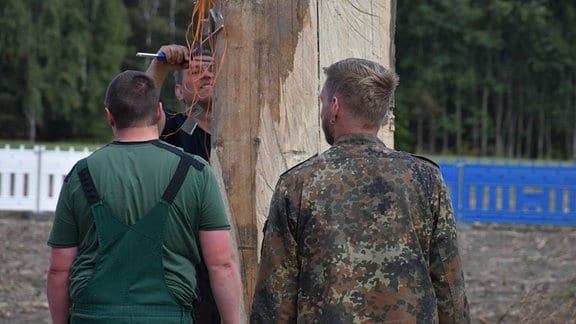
[153,44,190,69]
[145,44,190,98]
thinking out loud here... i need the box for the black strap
[77,159,101,205]
[151,140,205,171]
[77,148,197,206]
[162,154,195,204]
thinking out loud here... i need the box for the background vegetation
[395,0,576,160]
[1,1,575,160]
[0,0,191,144]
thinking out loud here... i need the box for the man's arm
[199,229,242,324]
[145,44,189,97]
[429,175,470,323]
[250,183,299,323]
[47,247,77,324]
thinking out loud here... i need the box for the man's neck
[186,103,212,134]
[113,126,159,142]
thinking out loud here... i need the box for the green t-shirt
[48,140,231,307]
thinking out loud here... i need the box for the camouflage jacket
[251,134,470,323]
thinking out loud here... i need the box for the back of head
[105,70,159,129]
[323,58,399,128]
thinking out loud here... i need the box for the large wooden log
[212,0,395,314]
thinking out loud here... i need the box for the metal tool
[136,52,168,60]
[136,7,224,61]
[208,7,224,40]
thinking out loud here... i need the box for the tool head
[210,7,224,31]
[193,7,224,53]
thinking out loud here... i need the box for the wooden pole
[212,0,395,315]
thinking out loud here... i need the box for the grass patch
[557,280,576,300]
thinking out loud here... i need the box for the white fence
[0,145,92,213]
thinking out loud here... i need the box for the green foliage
[396,0,576,159]
[1,1,575,160]
[0,0,190,143]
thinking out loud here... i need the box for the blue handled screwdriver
[136,52,168,60]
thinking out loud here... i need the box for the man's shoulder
[388,150,440,169]
[409,153,440,169]
[152,140,208,171]
[279,153,319,178]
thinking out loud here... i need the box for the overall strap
[162,154,196,204]
[76,159,101,205]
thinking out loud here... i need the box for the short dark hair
[104,70,159,129]
[323,58,399,128]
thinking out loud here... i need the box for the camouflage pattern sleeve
[429,169,471,323]
[250,178,299,323]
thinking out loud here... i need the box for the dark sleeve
[47,165,81,248]
[197,165,230,231]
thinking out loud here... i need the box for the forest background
[1,0,575,160]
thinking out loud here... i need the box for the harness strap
[77,159,100,205]
[76,154,196,206]
[162,154,195,204]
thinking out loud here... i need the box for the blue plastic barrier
[438,161,576,225]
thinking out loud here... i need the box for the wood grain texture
[212,0,394,313]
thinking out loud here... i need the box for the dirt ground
[0,214,575,324]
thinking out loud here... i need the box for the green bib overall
[70,157,195,323]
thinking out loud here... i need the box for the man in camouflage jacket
[251,58,470,323]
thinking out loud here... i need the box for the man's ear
[157,101,163,118]
[332,96,341,121]
[157,102,166,134]
[105,108,115,127]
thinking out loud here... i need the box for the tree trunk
[505,83,515,158]
[494,88,504,157]
[524,114,533,159]
[515,87,526,159]
[455,93,462,154]
[471,98,479,155]
[442,100,449,154]
[481,86,489,156]
[141,0,160,47]
[537,105,545,159]
[25,54,39,143]
[416,116,424,154]
[213,0,395,314]
[169,0,176,41]
[428,117,436,154]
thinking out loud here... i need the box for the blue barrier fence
[438,160,576,225]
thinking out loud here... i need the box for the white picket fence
[0,145,92,213]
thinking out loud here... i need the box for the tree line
[0,0,190,143]
[1,1,574,160]
[395,0,576,160]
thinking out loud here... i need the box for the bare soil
[0,214,575,324]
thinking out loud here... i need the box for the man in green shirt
[46,70,241,324]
